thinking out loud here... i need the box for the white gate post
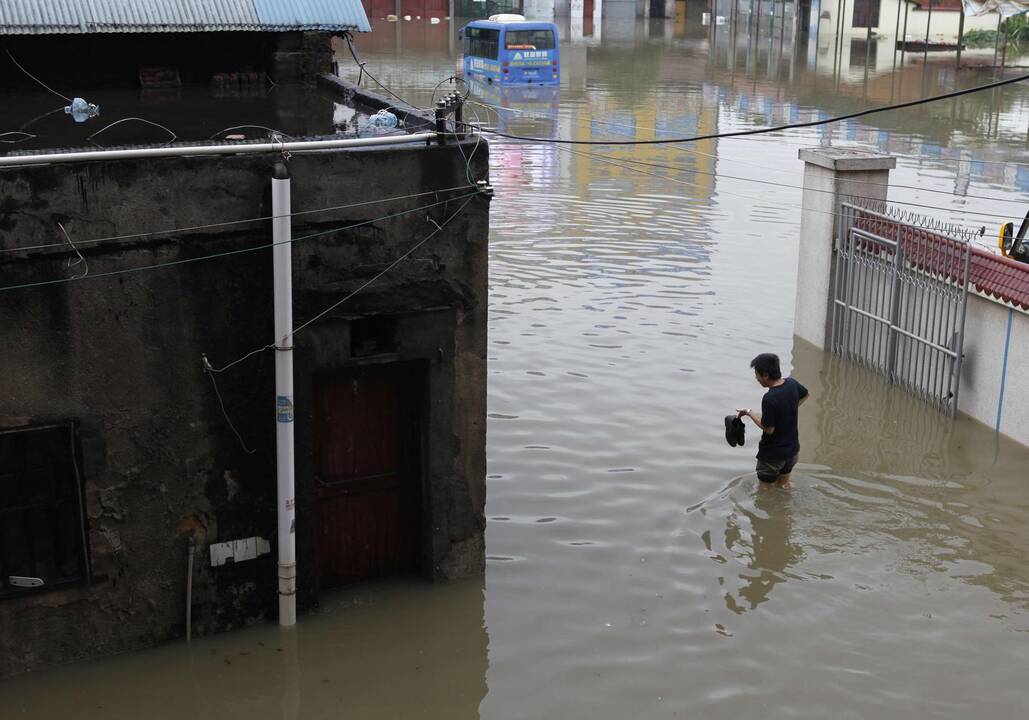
[795,148,896,349]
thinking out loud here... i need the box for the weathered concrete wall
[959,294,1029,447]
[0,126,489,674]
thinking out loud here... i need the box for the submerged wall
[0,118,489,675]
[795,147,1029,449]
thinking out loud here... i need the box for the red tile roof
[908,0,964,10]
[853,211,1029,310]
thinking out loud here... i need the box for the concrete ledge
[318,73,436,132]
[799,147,897,172]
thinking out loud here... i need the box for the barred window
[0,423,89,598]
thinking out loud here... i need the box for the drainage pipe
[0,133,437,168]
[186,535,195,642]
[273,162,297,627]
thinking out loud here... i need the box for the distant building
[815,0,1001,44]
[0,0,489,678]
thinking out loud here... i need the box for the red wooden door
[314,363,422,588]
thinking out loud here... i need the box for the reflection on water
[694,479,806,615]
[4,10,1029,719]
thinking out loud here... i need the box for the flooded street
[5,11,1029,719]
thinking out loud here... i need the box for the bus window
[465,27,500,59]
[504,29,555,51]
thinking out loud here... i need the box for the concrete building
[0,1,489,678]
[814,0,1001,44]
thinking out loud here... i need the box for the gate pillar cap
[799,147,897,172]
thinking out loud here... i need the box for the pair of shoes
[724,415,746,447]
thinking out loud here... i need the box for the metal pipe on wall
[273,163,297,628]
[185,535,195,642]
[0,133,438,168]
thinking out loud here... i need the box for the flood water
[6,11,1029,719]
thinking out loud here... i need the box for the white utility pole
[272,162,297,626]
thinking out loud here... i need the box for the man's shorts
[756,453,799,483]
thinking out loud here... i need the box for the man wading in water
[737,353,808,488]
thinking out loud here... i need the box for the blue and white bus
[460,14,559,86]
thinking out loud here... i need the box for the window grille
[0,423,89,598]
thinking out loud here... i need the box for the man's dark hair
[750,353,782,380]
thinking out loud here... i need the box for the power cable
[87,117,178,145]
[0,191,479,293]
[0,131,36,144]
[208,125,293,140]
[468,98,1029,204]
[4,48,181,146]
[207,192,479,373]
[565,148,1022,221]
[551,144,999,248]
[289,194,476,340]
[341,32,423,110]
[1,185,475,253]
[463,102,1012,234]
[458,72,1029,145]
[455,104,999,241]
[712,135,1029,168]
[5,48,72,103]
[202,355,257,454]
[431,76,471,107]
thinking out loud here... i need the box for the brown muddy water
[5,14,1029,720]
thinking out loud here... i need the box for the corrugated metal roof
[253,0,369,31]
[0,0,370,35]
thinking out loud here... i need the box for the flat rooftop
[1,83,399,155]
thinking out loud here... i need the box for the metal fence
[831,201,973,416]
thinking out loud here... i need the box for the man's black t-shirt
[757,377,808,461]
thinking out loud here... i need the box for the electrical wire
[563,148,1021,221]
[1,185,475,254]
[0,191,480,294]
[57,222,88,280]
[431,75,471,107]
[202,355,257,454]
[463,103,1014,233]
[454,102,490,186]
[548,143,999,248]
[458,72,1029,145]
[467,98,1029,204]
[208,125,293,140]
[460,100,998,237]
[0,131,36,144]
[342,32,422,110]
[288,193,477,341]
[88,117,178,145]
[713,134,1029,168]
[5,48,72,103]
[207,192,480,374]
[4,50,183,147]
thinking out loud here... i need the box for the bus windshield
[504,29,555,51]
